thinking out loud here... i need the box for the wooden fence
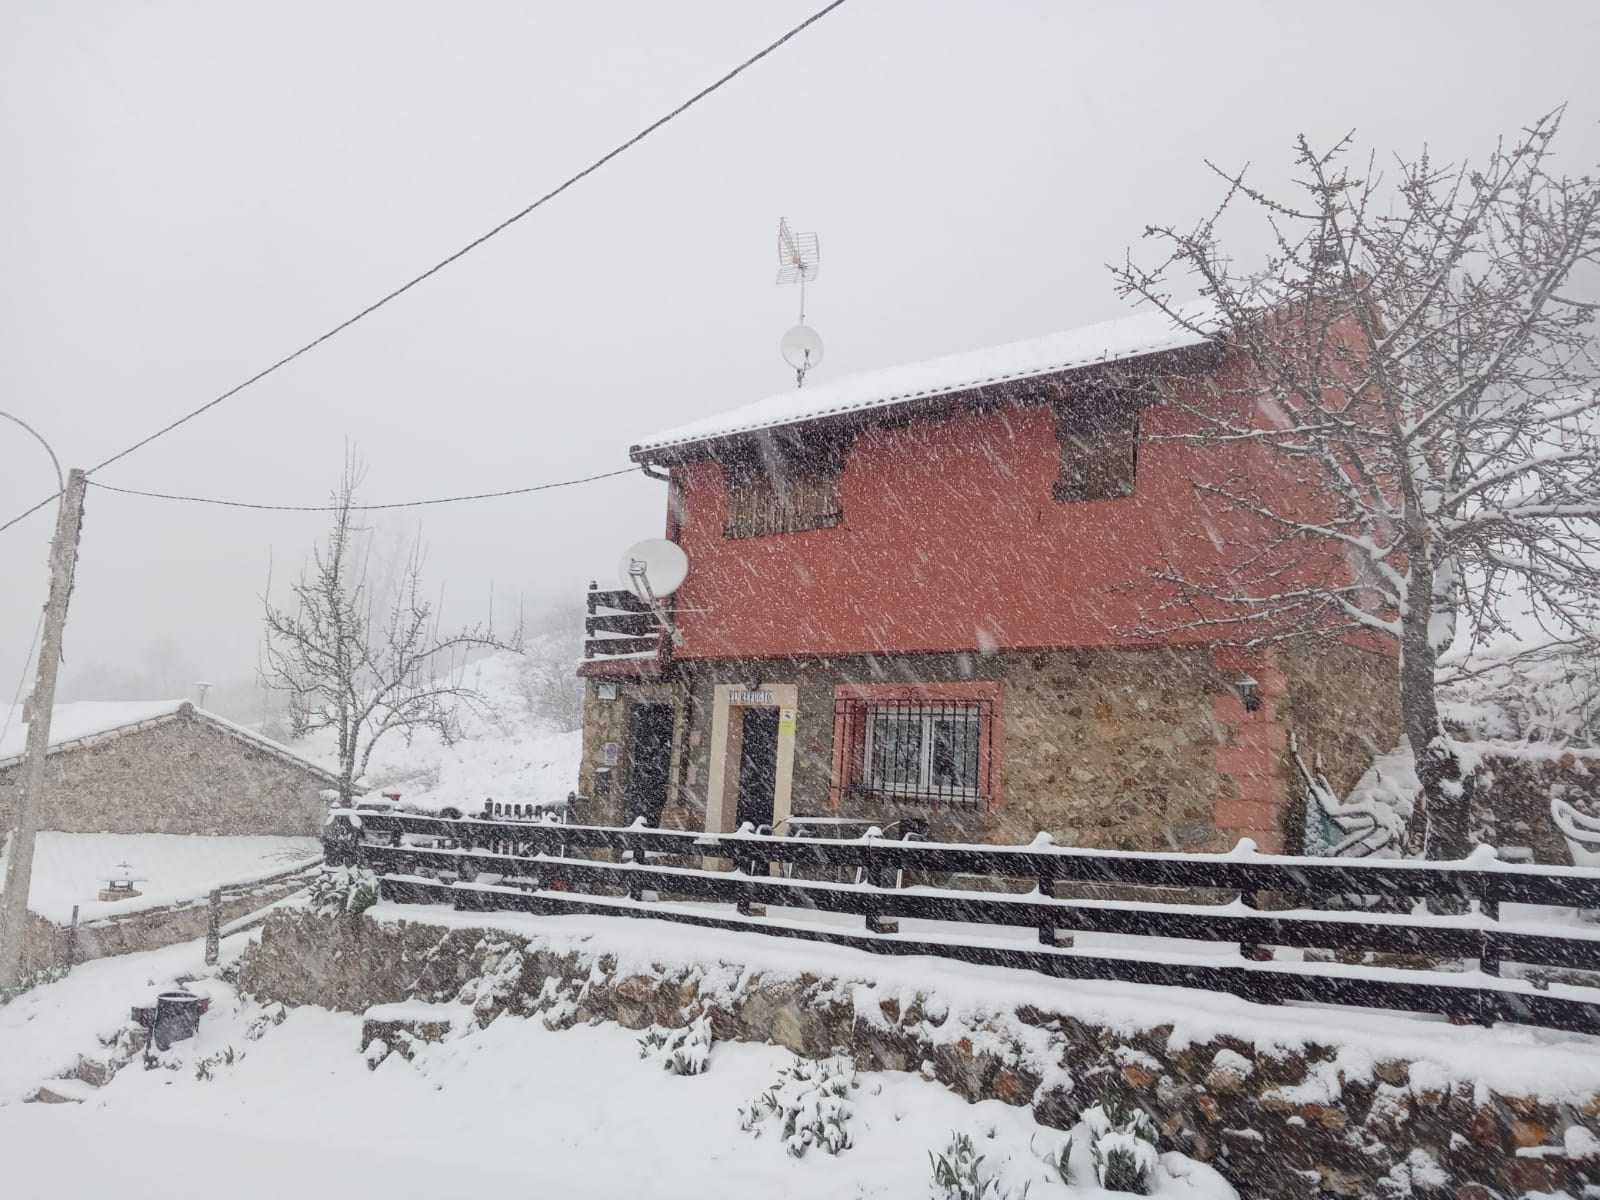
[202,857,324,966]
[324,809,1600,1036]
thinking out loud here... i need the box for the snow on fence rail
[323,810,1600,1036]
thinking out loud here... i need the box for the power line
[87,466,639,512]
[0,613,44,751]
[0,496,56,537]
[0,0,849,538]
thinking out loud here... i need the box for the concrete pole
[0,468,87,991]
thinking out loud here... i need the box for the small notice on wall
[729,690,773,705]
[778,707,796,735]
[603,741,621,766]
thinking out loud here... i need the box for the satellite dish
[781,325,824,373]
[619,538,689,601]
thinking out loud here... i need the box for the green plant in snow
[1083,1092,1158,1194]
[1048,1136,1072,1185]
[0,962,67,1006]
[308,866,379,917]
[245,1005,289,1042]
[738,1054,857,1158]
[930,1132,999,1200]
[637,1016,714,1076]
[194,1045,243,1081]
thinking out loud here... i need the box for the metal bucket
[154,991,201,1049]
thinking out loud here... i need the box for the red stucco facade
[665,348,1297,662]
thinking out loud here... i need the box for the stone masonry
[0,706,337,836]
[242,908,1600,1200]
[577,642,1401,855]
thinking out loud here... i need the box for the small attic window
[722,430,847,539]
[1053,392,1140,503]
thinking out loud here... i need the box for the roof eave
[630,339,1223,467]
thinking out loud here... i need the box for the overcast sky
[3,0,1599,705]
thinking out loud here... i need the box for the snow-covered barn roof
[632,300,1220,460]
[0,700,341,784]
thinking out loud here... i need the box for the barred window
[722,431,847,539]
[835,698,995,807]
[1054,394,1139,502]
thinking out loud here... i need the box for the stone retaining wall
[241,908,1600,1200]
[21,876,310,973]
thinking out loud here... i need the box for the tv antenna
[776,217,823,387]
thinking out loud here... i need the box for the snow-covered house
[0,700,341,837]
[576,308,1401,852]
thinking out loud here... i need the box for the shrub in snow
[738,1054,857,1158]
[929,1132,999,1200]
[245,1006,288,1042]
[194,1045,244,1081]
[637,1014,713,1076]
[307,866,379,917]
[0,962,67,1006]
[1082,1094,1158,1194]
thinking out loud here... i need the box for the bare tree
[1115,110,1600,858]
[260,460,522,802]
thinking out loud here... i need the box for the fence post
[1037,868,1070,947]
[66,904,79,970]
[625,853,645,903]
[1478,892,1501,978]
[864,838,898,935]
[1475,882,1502,1026]
[1238,887,1266,961]
[204,888,222,967]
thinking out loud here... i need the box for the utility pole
[0,467,87,991]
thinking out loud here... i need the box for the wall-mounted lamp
[596,680,620,703]
[1237,676,1262,714]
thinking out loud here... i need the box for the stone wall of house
[1277,643,1403,797]
[0,713,331,836]
[999,648,1235,852]
[575,642,1407,854]
[574,676,684,828]
[657,647,1312,852]
[241,909,1600,1200]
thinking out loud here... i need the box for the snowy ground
[292,651,581,814]
[0,931,1231,1200]
[20,832,320,924]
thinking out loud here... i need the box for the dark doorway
[735,707,780,831]
[623,704,674,826]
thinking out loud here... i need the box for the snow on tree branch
[1114,109,1600,857]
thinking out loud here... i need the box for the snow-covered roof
[0,699,340,783]
[633,300,1220,458]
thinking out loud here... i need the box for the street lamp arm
[0,411,64,496]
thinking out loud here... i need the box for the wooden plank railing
[203,857,324,966]
[324,810,1600,1035]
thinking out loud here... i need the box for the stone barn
[0,700,340,837]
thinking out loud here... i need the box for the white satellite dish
[781,325,824,373]
[619,538,689,601]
